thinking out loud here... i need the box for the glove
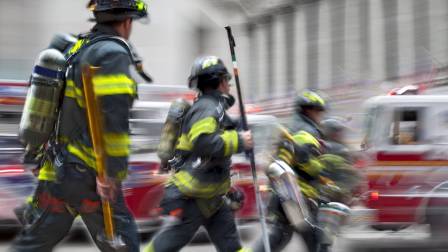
[226,187,245,211]
[159,160,170,173]
[96,176,120,202]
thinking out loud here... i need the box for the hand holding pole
[225,26,271,252]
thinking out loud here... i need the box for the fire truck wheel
[426,201,448,239]
[370,224,409,232]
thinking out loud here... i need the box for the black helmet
[88,0,148,23]
[295,90,326,112]
[321,118,346,137]
[188,56,231,90]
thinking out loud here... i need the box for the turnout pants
[253,194,319,252]
[10,163,139,252]
[145,185,242,252]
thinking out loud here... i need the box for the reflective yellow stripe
[92,74,136,96]
[171,170,231,198]
[319,154,345,166]
[143,242,154,252]
[278,148,294,165]
[298,179,318,199]
[116,170,128,180]
[237,248,253,252]
[65,79,85,107]
[67,143,97,170]
[301,158,324,177]
[38,159,56,181]
[68,39,86,55]
[202,57,219,69]
[25,97,56,117]
[104,132,130,157]
[176,133,193,151]
[303,91,325,106]
[220,130,239,156]
[293,130,320,149]
[188,117,217,142]
[57,135,70,144]
[136,0,146,11]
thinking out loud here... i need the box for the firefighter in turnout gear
[253,91,330,252]
[253,130,326,252]
[11,1,148,251]
[144,56,253,252]
[318,119,362,251]
[320,118,351,160]
[320,118,361,201]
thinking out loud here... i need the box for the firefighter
[144,56,253,252]
[317,119,363,252]
[289,90,327,138]
[320,118,351,159]
[253,91,328,252]
[11,1,148,251]
[253,130,325,252]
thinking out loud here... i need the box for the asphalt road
[3,88,448,251]
[1,223,448,252]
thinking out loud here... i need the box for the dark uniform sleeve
[187,108,243,157]
[274,133,326,199]
[92,50,136,180]
[275,139,310,165]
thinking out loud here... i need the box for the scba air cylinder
[19,48,66,152]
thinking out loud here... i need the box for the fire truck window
[362,107,379,149]
[389,110,420,145]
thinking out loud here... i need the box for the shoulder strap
[53,35,137,144]
[65,35,131,65]
[66,35,152,82]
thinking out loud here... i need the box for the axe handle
[81,65,115,241]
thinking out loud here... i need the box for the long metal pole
[225,26,271,252]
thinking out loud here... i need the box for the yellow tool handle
[278,126,295,142]
[81,65,115,241]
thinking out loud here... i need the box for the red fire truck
[359,95,448,237]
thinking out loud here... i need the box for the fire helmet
[321,118,346,137]
[188,56,231,91]
[295,90,326,112]
[87,0,148,23]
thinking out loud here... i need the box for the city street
[2,1,448,251]
[1,223,448,251]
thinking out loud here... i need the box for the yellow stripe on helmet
[303,91,325,106]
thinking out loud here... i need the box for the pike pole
[225,26,271,252]
[81,65,119,246]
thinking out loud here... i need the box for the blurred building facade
[202,0,448,103]
[0,0,210,85]
[1,0,447,107]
